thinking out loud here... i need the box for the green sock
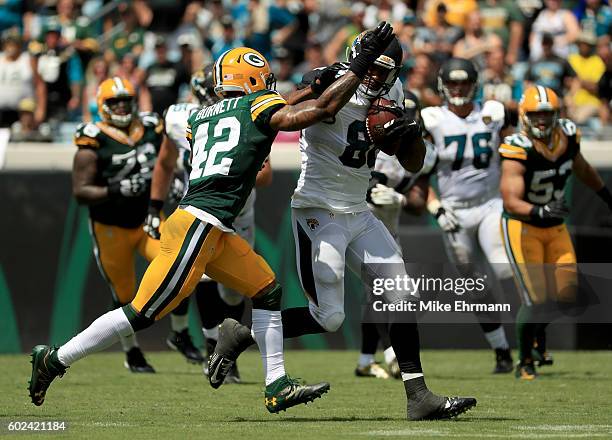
[516,305,535,363]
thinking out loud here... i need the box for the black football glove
[143,199,164,239]
[310,63,345,95]
[531,199,570,221]
[108,175,147,198]
[384,114,420,144]
[349,21,394,79]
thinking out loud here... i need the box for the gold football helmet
[212,47,275,97]
[519,85,560,139]
[97,77,137,127]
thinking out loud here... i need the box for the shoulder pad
[74,122,100,148]
[140,112,164,133]
[420,107,445,131]
[481,100,505,124]
[420,140,438,175]
[387,79,405,107]
[251,90,287,122]
[499,133,531,160]
[558,118,578,137]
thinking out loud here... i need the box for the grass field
[1,350,612,439]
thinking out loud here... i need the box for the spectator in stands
[453,10,502,71]
[82,57,108,123]
[413,2,463,64]
[116,53,152,111]
[324,2,366,64]
[524,33,577,98]
[405,53,442,107]
[205,15,244,60]
[529,0,580,61]
[568,31,607,136]
[478,0,525,65]
[143,36,190,115]
[10,98,52,142]
[0,29,46,128]
[272,47,297,95]
[293,39,324,79]
[597,38,612,123]
[0,0,23,35]
[105,5,145,64]
[30,19,83,123]
[424,0,478,29]
[56,0,99,67]
[243,0,297,61]
[479,48,521,120]
[574,0,612,39]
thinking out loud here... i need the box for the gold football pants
[89,220,160,306]
[501,217,577,305]
[130,209,275,321]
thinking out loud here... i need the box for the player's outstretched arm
[396,135,426,173]
[150,135,178,202]
[269,22,394,132]
[404,175,428,215]
[572,151,612,212]
[72,149,108,204]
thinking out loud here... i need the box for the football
[366,98,404,155]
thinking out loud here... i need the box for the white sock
[120,333,138,352]
[202,325,219,341]
[384,346,396,365]
[251,309,285,385]
[170,313,189,332]
[484,326,509,350]
[358,353,375,368]
[57,308,134,366]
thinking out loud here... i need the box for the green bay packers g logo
[243,52,265,67]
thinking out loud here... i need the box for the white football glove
[481,100,505,124]
[427,199,460,232]
[168,176,186,204]
[370,183,406,207]
[109,175,147,198]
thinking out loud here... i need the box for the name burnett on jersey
[195,98,241,121]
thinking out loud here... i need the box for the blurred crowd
[1,0,612,143]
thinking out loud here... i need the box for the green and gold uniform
[74,113,164,306]
[499,119,579,305]
[128,90,287,325]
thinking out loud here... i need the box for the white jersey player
[283,35,476,420]
[422,58,515,373]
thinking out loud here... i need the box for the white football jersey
[421,103,503,204]
[164,102,257,218]
[292,76,405,213]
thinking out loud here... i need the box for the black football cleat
[166,329,205,364]
[515,360,537,380]
[208,318,254,389]
[124,347,155,373]
[493,348,513,374]
[264,375,330,413]
[28,345,67,406]
[408,392,477,421]
[224,363,241,384]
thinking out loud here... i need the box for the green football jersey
[499,119,580,228]
[74,113,164,228]
[181,89,286,229]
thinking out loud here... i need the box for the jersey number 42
[190,116,240,180]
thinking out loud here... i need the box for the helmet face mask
[438,58,478,106]
[191,65,218,106]
[519,86,560,140]
[348,33,402,99]
[97,77,137,128]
